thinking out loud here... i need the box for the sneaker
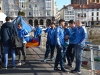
[43,59,47,62]
[54,68,61,71]
[50,58,54,61]
[22,62,25,65]
[16,62,21,66]
[71,70,81,74]
[77,71,81,74]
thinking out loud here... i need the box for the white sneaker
[16,62,21,66]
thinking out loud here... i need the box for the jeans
[44,41,51,59]
[50,45,55,58]
[63,42,69,62]
[18,43,26,63]
[38,35,41,46]
[74,44,84,71]
[66,44,75,66]
[54,45,65,69]
[4,46,16,67]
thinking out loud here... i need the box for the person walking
[54,19,68,72]
[43,22,56,62]
[34,24,42,46]
[1,17,16,69]
[71,20,87,73]
[17,23,28,66]
[66,20,77,68]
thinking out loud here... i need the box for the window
[92,12,94,16]
[97,12,99,16]
[29,4,31,8]
[97,17,99,21]
[35,4,37,7]
[47,11,50,16]
[29,0,31,2]
[29,12,31,15]
[46,2,51,8]
[92,17,94,21]
[39,4,43,9]
[34,10,38,14]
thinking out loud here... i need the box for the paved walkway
[0,47,91,75]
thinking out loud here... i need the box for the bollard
[90,46,95,75]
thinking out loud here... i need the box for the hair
[59,19,65,24]
[5,17,11,21]
[65,22,68,26]
[51,22,55,25]
[69,20,75,24]
[18,23,22,27]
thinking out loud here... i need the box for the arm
[39,28,42,35]
[23,29,28,35]
[79,28,86,44]
[64,29,70,39]
[56,28,61,47]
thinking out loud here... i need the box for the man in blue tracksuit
[54,19,68,72]
[34,24,42,45]
[43,23,56,62]
[17,23,29,65]
[71,20,87,73]
[64,23,70,63]
[66,20,77,68]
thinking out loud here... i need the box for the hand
[65,35,69,40]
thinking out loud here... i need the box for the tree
[18,11,25,16]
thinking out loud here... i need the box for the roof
[62,3,100,9]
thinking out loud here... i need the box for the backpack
[7,25,23,49]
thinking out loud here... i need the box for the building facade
[0,0,4,12]
[3,0,19,17]
[18,0,56,26]
[3,0,56,26]
[71,0,87,4]
[71,0,100,4]
[60,4,100,26]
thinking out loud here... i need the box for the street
[0,47,90,75]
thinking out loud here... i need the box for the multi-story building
[18,0,56,26]
[0,0,4,12]
[60,4,100,26]
[3,0,19,17]
[71,0,87,4]
[71,0,100,4]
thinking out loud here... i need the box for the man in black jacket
[1,17,16,69]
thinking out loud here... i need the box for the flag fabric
[12,16,32,32]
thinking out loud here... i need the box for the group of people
[43,19,87,73]
[0,16,87,74]
[0,17,30,69]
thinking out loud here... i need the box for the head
[59,19,65,27]
[69,20,75,28]
[50,22,55,28]
[37,24,40,27]
[75,20,82,27]
[5,17,11,22]
[18,23,22,29]
[64,22,68,29]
